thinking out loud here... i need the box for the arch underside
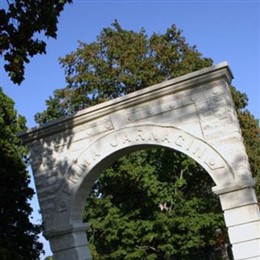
[53,124,235,227]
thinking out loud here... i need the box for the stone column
[213,181,260,260]
[45,223,92,260]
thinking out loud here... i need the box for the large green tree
[35,21,259,259]
[0,0,72,84]
[0,88,43,259]
[84,150,228,259]
[35,21,212,123]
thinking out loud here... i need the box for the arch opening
[82,146,231,259]
[51,125,235,259]
[70,124,234,204]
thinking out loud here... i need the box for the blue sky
[1,0,259,258]
[1,0,260,126]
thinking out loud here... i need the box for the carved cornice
[19,61,233,143]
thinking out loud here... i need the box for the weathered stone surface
[224,204,260,227]
[20,62,260,260]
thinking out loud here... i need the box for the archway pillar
[213,179,260,260]
[45,223,91,260]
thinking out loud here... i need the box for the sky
[1,0,260,259]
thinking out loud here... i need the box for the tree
[84,150,227,259]
[35,21,259,259]
[35,21,212,124]
[0,88,43,259]
[0,0,72,84]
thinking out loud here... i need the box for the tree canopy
[35,21,212,124]
[84,149,228,259]
[35,21,260,259]
[0,0,72,84]
[0,88,43,259]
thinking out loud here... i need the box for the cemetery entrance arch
[21,62,260,260]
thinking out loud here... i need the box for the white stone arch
[49,124,256,260]
[21,63,260,260]
[61,124,234,224]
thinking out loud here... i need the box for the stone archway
[21,62,260,260]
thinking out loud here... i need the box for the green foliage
[84,150,226,259]
[35,21,259,259]
[0,88,43,259]
[0,0,72,84]
[44,256,54,260]
[35,21,212,124]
